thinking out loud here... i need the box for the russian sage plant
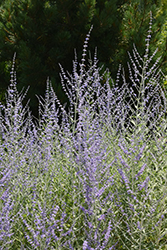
[0,11,167,249]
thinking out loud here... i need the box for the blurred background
[0,0,167,126]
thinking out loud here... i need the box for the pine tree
[154,0,167,77]
[0,0,167,121]
[0,0,122,119]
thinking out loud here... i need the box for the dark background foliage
[0,0,166,124]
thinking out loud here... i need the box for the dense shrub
[0,12,167,249]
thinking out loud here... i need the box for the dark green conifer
[0,0,167,120]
